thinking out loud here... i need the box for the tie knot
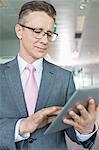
[26,64,36,73]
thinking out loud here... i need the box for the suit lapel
[5,58,56,114]
[5,58,27,116]
[35,59,55,112]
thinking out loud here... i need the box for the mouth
[35,46,47,51]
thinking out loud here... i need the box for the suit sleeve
[64,72,97,149]
[0,66,18,149]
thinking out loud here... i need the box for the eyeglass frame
[18,23,58,42]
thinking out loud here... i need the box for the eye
[47,32,53,37]
[33,29,42,33]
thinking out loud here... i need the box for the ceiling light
[76,15,85,32]
[80,3,86,9]
[80,0,88,3]
[80,0,89,10]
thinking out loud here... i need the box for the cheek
[47,43,51,49]
[24,37,35,48]
[23,32,33,43]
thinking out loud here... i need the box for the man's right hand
[19,106,62,135]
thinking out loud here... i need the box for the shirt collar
[17,54,43,74]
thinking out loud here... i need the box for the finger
[76,104,89,120]
[88,99,96,113]
[68,110,80,123]
[63,118,78,128]
[49,109,62,116]
[48,116,56,123]
[41,106,62,116]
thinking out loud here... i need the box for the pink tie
[24,64,38,116]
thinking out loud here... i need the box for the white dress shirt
[15,54,43,142]
[15,54,97,142]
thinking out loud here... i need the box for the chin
[34,55,44,60]
[37,52,47,58]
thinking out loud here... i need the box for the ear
[15,24,23,40]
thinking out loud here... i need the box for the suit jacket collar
[35,59,56,111]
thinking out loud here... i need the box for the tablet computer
[44,86,99,135]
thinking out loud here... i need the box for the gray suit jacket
[0,58,96,150]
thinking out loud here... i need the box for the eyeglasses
[19,24,58,42]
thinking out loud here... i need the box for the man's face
[16,11,55,63]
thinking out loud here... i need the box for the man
[0,1,98,150]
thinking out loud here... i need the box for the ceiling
[0,0,99,68]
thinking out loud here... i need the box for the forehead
[25,11,54,29]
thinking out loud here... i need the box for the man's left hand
[63,98,97,134]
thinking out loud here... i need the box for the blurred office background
[0,0,99,89]
[0,0,99,149]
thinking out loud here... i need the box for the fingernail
[63,118,66,122]
[76,104,82,109]
[69,111,74,115]
[89,99,95,103]
[53,106,57,110]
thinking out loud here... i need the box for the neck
[19,52,38,64]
